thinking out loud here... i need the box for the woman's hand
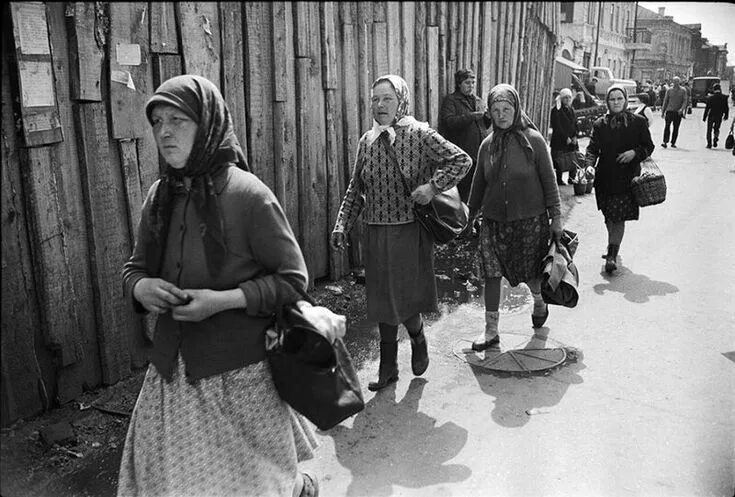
[330,231,347,252]
[550,216,564,242]
[411,183,436,205]
[616,150,636,164]
[171,288,222,322]
[133,278,189,314]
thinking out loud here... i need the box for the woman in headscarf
[438,69,491,202]
[468,84,563,350]
[549,87,579,185]
[330,74,472,391]
[119,75,320,497]
[584,84,654,274]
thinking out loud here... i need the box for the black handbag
[379,133,469,244]
[265,280,364,431]
[540,230,580,308]
[725,131,734,150]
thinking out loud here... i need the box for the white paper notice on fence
[24,112,59,133]
[111,70,136,91]
[15,3,51,55]
[116,43,141,66]
[19,61,55,108]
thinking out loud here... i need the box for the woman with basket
[584,84,654,274]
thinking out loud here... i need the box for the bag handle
[275,277,316,311]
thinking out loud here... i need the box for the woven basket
[631,158,666,207]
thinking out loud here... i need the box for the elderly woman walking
[119,75,319,497]
[585,84,654,274]
[549,87,579,185]
[331,75,471,391]
[468,84,563,350]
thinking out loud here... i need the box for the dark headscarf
[486,84,537,181]
[144,74,250,278]
[604,84,631,130]
[454,69,476,91]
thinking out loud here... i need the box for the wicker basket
[631,158,666,206]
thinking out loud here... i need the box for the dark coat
[703,93,729,122]
[585,112,654,202]
[438,91,490,161]
[549,105,578,152]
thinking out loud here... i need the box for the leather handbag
[631,157,666,207]
[725,131,734,150]
[540,230,580,308]
[265,280,364,431]
[379,133,469,244]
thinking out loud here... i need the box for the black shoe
[531,304,549,328]
[713,140,718,148]
[605,243,620,274]
[409,327,429,376]
[671,144,677,148]
[471,334,500,351]
[661,143,667,148]
[368,341,399,391]
[707,144,712,149]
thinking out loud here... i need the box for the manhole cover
[453,332,570,373]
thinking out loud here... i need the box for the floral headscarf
[143,74,249,278]
[605,84,630,129]
[486,84,537,179]
[364,74,427,146]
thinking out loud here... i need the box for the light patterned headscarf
[486,84,537,180]
[365,74,427,145]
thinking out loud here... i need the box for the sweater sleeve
[238,186,308,316]
[422,127,473,192]
[530,131,561,219]
[333,140,366,234]
[468,138,490,217]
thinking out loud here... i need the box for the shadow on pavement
[325,378,471,497]
[592,265,679,303]
[468,329,586,428]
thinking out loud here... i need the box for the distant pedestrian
[584,85,655,274]
[331,74,471,391]
[682,81,692,117]
[468,83,563,349]
[549,87,579,185]
[647,82,657,111]
[438,69,491,202]
[634,93,654,127]
[703,84,729,148]
[660,76,688,148]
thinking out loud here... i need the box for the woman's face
[561,95,572,107]
[371,82,399,126]
[459,76,476,96]
[150,104,198,169]
[607,90,626,114]
[490,101,516,129]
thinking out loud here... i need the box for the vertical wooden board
[373,2,387,22]
[496,2,506,83]
[437,2,448,100]
[414,3,427,122]
[427,27,440,129]
[75,102,138,384]
[400,3,415,113]
[510,2,522,88]
[271,3,299,235]
[67,2,104,101]
[118,139,143,244]
[446,2,458,93]
[151,53,182,88]
[471,2,481,72]
[321,3,338,90]
[46,1,102,391]
[1,52,47,424]
[150,2,179,53]
[480,3,493,100]
[244,3,275,190]
[372,22,389,79]
[295,58,328,283]
[325,89,348,280]
[220,3,248,158]
[357,4,373,131]
[109,2,154,139]
[340,22,364,268]
[460,3,470,71]
[428,2,437,26]
[177,2,221,88]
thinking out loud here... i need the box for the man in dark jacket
[438,69,490,202]
[703,83,729,148]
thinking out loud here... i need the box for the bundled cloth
[540,230,580,308]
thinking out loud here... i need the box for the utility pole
[593,1,602,69]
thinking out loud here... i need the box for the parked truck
[588,66,640,110]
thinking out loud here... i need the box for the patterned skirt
[596,191,639,223]
[479,213,551,287]
[365,222,438,325]
[117,356,318,497]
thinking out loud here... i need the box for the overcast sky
[638,2,735,66]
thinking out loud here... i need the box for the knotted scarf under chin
[607,110,631,130]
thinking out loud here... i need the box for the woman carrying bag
[549,88,580,185]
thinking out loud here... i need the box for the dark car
[691,76,720,107]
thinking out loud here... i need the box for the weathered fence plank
[177,2,221,88]
[415,3,427,121]
[220,2,248,159]
[66,2,104,101]
[427,26,440,129]
[386,2,402,75]
[150,2,179,54]
[400,3,415,111]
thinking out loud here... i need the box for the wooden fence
[0,1,559,425]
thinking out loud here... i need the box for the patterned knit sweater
[334,122,472,233]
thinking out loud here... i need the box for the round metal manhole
[453,331,569,373]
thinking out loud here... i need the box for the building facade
[630,6,693,82]
[557,1,636,78]
[684,24,728,79]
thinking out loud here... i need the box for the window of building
[583,52,591,68]
[587,2,596,24]
[610,5,614,31]
[561,2,574,23]
[615,6,620,33]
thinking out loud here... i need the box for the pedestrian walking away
[703,83,729,148]
[331,74,472,391]
[467,83,563,349]
[634,93,654,128]
[584,84,655,274]
[660,76,688,148]
[118,74,320,497]
[438,69,491,203]
[549,87,580,185]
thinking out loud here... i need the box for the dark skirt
[364,222,438,326]
[479,213,551,287]
[596,192,639,223]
